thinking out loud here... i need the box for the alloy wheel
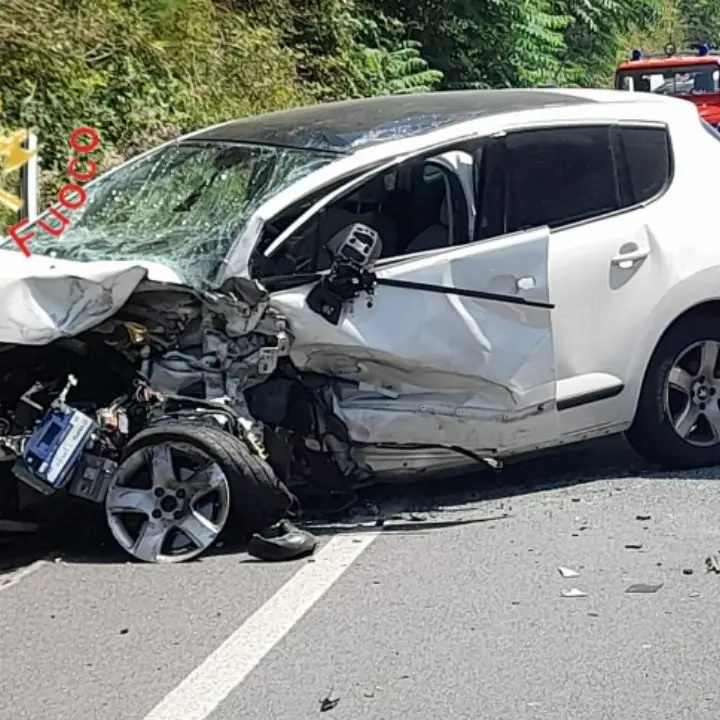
[663,339,720,447]
[105,442,231,563]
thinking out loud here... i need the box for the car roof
[191,89,599,153]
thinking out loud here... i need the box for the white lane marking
[143,531,380,720]
[0,559,47,593]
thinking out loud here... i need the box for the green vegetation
[0,0,716,230]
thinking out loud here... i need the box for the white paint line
[0,559,47,594]
[143,531,380,720]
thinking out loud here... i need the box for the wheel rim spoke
[668,366,694,396]
[132,519,169,562]
[177,510,221,549]
[149,444,176,488]
[704,402,720,442]
[699,340,720,380]
[186,462,225,500]
[106,487,155,516]
[673,403,700,439]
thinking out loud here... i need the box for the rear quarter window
[617,125,672,204]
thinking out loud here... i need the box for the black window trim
[482,119,674,238]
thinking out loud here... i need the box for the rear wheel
[627,318,720,468]
[104,422,295,563]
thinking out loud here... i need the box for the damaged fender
[0,250,181,345]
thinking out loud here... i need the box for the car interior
[251,153,473,281]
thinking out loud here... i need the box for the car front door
[260,149,560,456]
[489,122,674,436]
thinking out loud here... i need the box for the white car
[1,87,718,562]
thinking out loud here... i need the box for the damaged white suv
[1,88,718,562]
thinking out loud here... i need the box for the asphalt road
[2,435,720,720]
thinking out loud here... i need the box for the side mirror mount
[306,223,382,325]
[327,222,382,269]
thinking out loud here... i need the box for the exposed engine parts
[0,269,365,563]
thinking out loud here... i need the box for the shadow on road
[2,434,717,573]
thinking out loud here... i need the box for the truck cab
[615,43,720,128]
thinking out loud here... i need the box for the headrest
[347,175,387,205]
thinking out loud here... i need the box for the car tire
[105,422,297,562]
[126,422,298,532]
[626,317,720,469]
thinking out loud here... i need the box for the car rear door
[485,121,674,436]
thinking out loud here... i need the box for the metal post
[18,131,38,223]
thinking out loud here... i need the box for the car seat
[403,194,451,254]
[343,176,400,256]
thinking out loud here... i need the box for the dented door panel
[271,226,558,456]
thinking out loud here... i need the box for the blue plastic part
[22,407,96,490]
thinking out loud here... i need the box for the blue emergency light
[631,48,642,61]
[699,43,710,56]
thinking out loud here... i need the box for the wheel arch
[627,276,720,422]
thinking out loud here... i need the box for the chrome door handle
[611,247,650,266]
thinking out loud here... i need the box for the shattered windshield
[2,141,334,287]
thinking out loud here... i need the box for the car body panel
[0,250,183,345]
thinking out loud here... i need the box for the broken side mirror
[306,223,381,325]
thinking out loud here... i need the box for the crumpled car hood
[0,249,186,345]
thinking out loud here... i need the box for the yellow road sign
[0,129,36,212]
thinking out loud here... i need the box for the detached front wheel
[104,422,294,563]
[627,318,720,469]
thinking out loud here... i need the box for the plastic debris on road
[247,520,318,561]
[625,582,663,594]
[561,588,588,598]
[557,566,580,578]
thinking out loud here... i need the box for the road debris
[320,691,340,712]
[247,520,318,562]
[625,582,663,594]
[625,543,643,550]
[636,514,651,521]
[557,566,580,578]
[561,588,588,598]
[682,568,694,575]
[706,555,720,573]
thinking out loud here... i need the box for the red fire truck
[615,43,720,127]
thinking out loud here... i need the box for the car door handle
[517,276,536,291]
[611,247,650,266]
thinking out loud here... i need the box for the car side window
[252,153,472,283]
[504,126,620,233]
[618,125,671,203]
